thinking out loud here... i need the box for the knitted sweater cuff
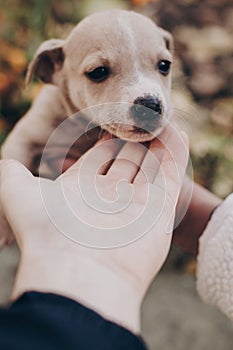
[197,194,233,321]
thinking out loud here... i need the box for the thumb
[0,160,35,242]
[0,159,33,202]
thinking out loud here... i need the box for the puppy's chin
[103,124,164,142]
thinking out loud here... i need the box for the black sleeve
[0,292,147,350]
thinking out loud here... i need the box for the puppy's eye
[85,66,110,82]
[157,60,171,76]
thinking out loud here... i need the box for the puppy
[0,9,174,244]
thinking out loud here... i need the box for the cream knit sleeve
[196,194,233,321]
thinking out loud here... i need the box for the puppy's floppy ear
[25,39,65,86]
[159,28,174,54]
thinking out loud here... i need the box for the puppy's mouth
[103,123,161,142]
[100,97,165,141]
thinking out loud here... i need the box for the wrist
[13,251,142,334]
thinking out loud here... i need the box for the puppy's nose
[133,95,162,115]
[130,95,163,131]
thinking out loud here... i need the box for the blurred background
[0,0,233,349]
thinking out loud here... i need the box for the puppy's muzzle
[130,94,163,133]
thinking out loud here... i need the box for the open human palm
[0,123,188,332]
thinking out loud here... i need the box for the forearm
[12,251,141,334]
[1,292,147,350]
[174,178,222,255]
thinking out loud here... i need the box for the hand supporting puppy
[174,176,221,254]
[0,124,189,334]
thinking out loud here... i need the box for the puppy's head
[26,10,174,142]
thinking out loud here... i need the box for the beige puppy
[0,9,173,244]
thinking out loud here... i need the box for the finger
[58,137,123,189]
[95,132,113,145]
[93,133,123,174]
[155,126,189,190]
[133,139,165,184]
[134,123,176,184]
[154,127,189,232]
[155,128,189,193]
[106,141,147,183]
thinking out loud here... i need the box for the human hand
[0,123,189,333]
[173,177,221,255]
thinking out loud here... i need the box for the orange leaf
[131,0,155,5]
[7,48,27,73]
[0,40,27,73]
[0,71,12,93]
